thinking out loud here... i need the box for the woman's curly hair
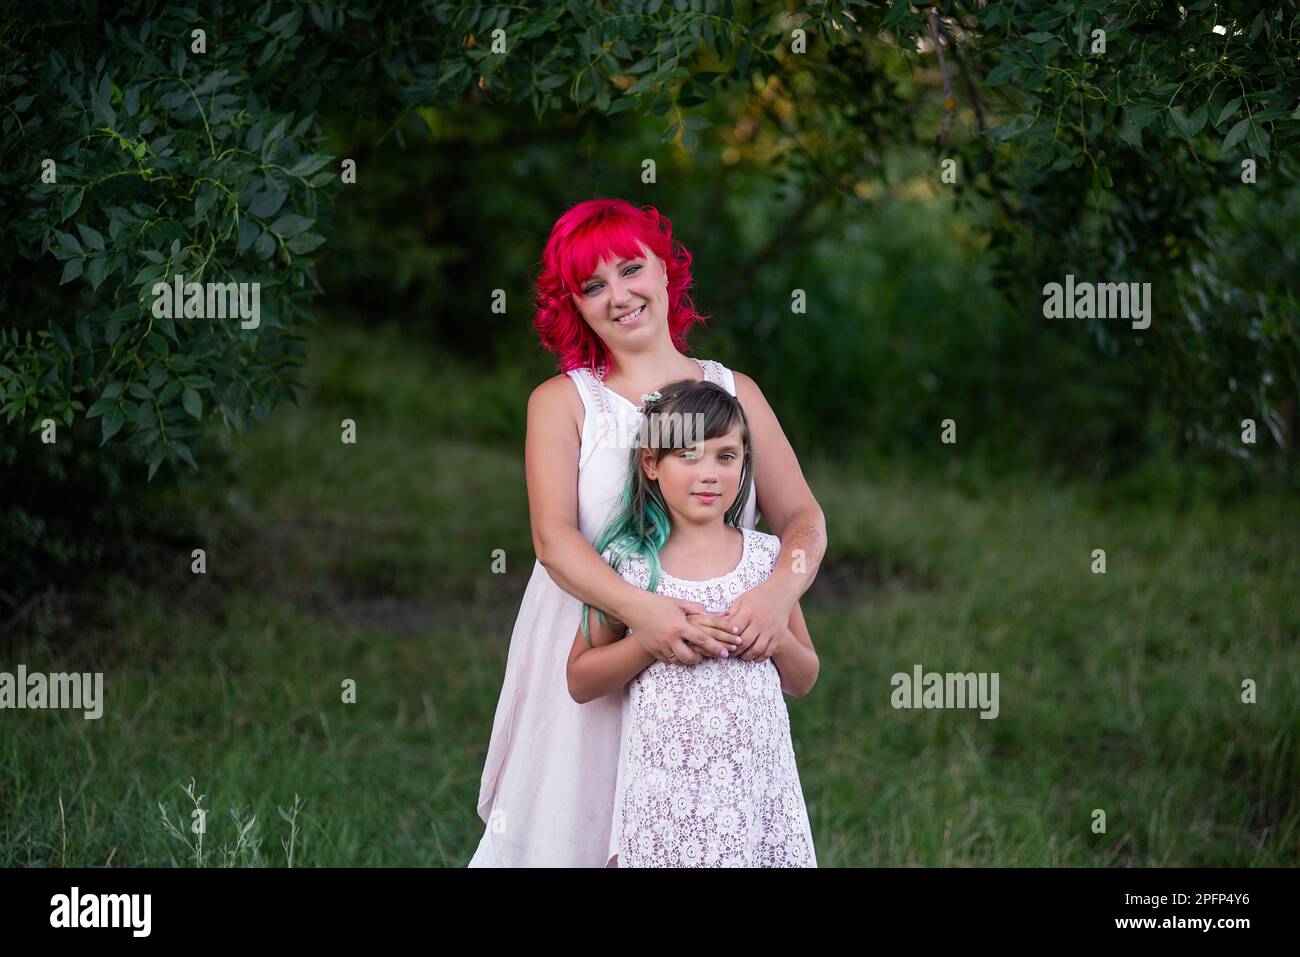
[532,198,711,373]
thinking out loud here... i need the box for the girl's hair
[533,199,710,373]
[580,378,756,648]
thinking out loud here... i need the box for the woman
[469,198,826,867]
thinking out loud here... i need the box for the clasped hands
[625,582,793,666]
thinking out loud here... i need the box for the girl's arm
[770,601,820,698]
[567,605,657,704]
[723,372,829,649]
[526,376,729,665]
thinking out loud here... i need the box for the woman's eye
[583,265,640,295]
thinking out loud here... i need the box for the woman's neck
[603,340,700,390]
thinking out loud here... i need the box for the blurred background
[1,1,1297,866]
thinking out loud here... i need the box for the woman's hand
[722,579,795,661]
[622,591,734,665]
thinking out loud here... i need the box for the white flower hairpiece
[639,390,663,406]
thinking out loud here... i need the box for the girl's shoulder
[601,547,653,590]
[743,527,782,577]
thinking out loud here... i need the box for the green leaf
[100,407,125,445]
[1215,97,1241,128]
[1247,122,1269,158]
[287,153,331,177]
[237,218,260,253]
[286,233,324,254]
[53,229,81,258]
[1169,106,1192,139]
[87,256,111,291]
[103,380,125,399]
[248,185,288,218]
[1222,118,1250,151]
[60,258,84,285]
[50,323,72,356]
[61,189,84,222]
[983,60,1022,87]
[86,397,115,418]
[182,387,202,418]
[880,0,912,29]
[271,214,314,238]
[254,232,276,260]
[1186,103,1208,136]
[77,223,105,251]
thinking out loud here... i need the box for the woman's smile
[613,303,647,326]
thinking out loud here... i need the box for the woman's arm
[525,376,737,666]
[725,371,829,658]
[567,606,657,704]
[770,601,819,698]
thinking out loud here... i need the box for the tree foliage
[1,0,1297,599]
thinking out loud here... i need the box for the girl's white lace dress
[607,526,817,867]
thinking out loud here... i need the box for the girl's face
[641,425,745,529]
[570,242,670,353]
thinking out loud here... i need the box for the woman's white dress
[607,526,817,868]
[469,358,759,867]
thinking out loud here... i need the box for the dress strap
[589,357,722,407]
[567,366,612,418]
[696,358,725,387]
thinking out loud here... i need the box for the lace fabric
[609,526,817,867]
[581,357,723,420]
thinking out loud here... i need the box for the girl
[470,199,827,867]
[568,379,820,867]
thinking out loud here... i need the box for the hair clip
[639,390,662,406]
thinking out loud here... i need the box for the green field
[3,320,1296,867]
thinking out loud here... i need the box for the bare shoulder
[527,372,584,441]
[529,372,583,414]
[531,371,579,402]
[730,369,767,404]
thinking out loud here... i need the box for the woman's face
[570,243,670,353]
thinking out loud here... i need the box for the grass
[2,318,1296,866]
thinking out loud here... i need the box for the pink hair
[532,199,710,373]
